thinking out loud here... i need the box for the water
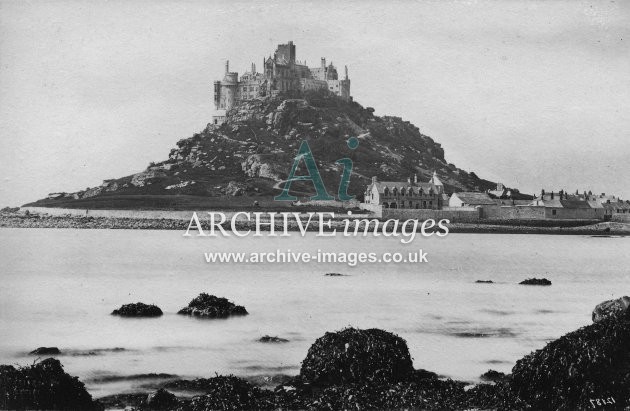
[0,228,628,399]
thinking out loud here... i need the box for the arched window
[418,188,423,196]
[393,188,398,196]
[401,188,406,196]
[384,188,389,196]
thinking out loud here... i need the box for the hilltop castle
[212,41,351,125]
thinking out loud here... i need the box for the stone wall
[381,208,480,223]
[612,214,630,223]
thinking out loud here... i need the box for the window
[552,209,557,215]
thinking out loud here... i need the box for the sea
[0,228,628,399]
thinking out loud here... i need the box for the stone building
[529,190,603,220]
[363,172,445,210]
[212,41,351,125]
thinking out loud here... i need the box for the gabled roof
[429,171,443,187]
[452,192,495,205]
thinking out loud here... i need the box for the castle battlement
[212,41,351,125]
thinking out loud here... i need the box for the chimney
[225,60,229,74]
[414,174,418,184]
[345,65,348,80]
[371,176,377,184]
[551,192,554,199]
[321,57,326,69]
[407,177,411,183]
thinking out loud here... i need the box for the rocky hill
[27,91,510,209]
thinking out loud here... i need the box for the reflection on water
[0,228,628,397]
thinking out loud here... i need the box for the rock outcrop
[177,293,248,318]
[258,335,289,343]
[29,347,61,355]
[111,302,163,317]
[519,278,552,285]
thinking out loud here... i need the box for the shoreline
[2,211,630,235]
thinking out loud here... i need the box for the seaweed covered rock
[111,302,163,317]
[592,296,630,323]
[258,335,289,343]
[0,358,102,410]
[519,278,552,285]
[300,327,414,386]
[177,293,248,318]
[29,346,61,355]
[509,309,630,410]
[176,375,268,410]
[146,388,178,409]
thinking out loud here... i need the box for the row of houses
[361,174,629,222]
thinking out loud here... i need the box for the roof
[559,199,591,209]
[371,181,437,194]
[452,192,496,205]
[533,193,593,209]
[429,171,444,187]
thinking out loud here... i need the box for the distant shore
[1,210,629,235]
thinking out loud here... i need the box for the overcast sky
[1,0,628,205]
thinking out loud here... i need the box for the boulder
[29,347,61,355]
[0,358,102,410]
[224,180,246,196]
[592,296,630,322]
[111,302,163,317]
[177,293,248,318]
[508,309,630,410]
[299,327,414,386]
[146,388,178,409]
[519,278,551,286]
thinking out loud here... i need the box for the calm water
[0,228,629,399]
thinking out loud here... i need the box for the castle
[212,41,351,125]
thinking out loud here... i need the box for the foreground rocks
[592,295,630,322]
[177,293,248,318]
[509,308,630,410]
[112,302,163,317]
[519,277,552,285]
[0,358,102,410]
[5,297,630,409]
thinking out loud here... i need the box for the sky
[1,0,629,205]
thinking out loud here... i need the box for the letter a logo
[274,140,334,201]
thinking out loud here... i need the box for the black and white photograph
[1,1,629,410]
